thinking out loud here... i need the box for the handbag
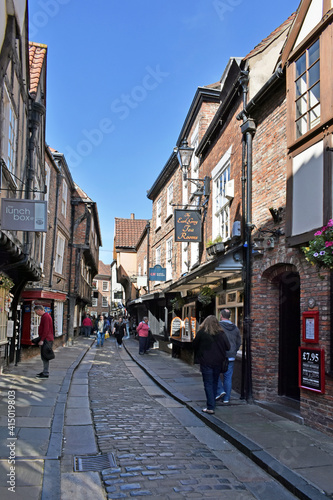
[220,357,229,373]
[41,340,55,360]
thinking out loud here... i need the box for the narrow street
[86,339,298,499]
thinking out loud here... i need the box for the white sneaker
[215,391,226,401]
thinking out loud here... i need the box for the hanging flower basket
[302,220,333,270]
[0,273,14,290]
[170,296,185,311]
[197,286,216,305]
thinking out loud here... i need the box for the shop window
[295,39,320,138]
[0,287,11,343]
[216,289,243,333]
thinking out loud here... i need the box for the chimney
[130,213,135,219]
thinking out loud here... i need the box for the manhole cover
[74,453,117,472]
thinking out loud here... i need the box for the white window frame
[138,264,142,276]
[92,297,98,307]
[167,182,173,217]
[190,126,199,194]
[166,237,173,281]
[212,149,232,242]
[156,198,162,228]
[102,296,108,308]
[61,179,68,217]
[102,281,109,292]
[143,256,147,275]
[2,85,17,177]
[55,232,66,274]
[155,245,161,265]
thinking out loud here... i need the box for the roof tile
[29,42,47,96]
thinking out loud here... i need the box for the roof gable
[114,218,148,249]
[281,0,328,66]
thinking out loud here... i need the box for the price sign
[302,311,319,343]
[299,347,325,393]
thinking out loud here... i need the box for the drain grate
[74,453,117,472]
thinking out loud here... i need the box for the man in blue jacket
[216,308,241,404]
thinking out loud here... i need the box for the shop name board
[174,209,201,242]
[1,199,47,232]
[149,264,166,281]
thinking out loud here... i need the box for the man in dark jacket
[34,305,54,379]
[216,308,241,404]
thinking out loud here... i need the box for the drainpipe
[146,221,150,293]
[237,70,256,403]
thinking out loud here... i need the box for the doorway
[279,272,300,400]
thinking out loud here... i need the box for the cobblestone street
[89,340,297,499]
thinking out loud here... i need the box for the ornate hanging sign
[174,209,201,242]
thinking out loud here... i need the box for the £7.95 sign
[299,347,325,393]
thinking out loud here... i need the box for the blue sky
[29,0,299,264]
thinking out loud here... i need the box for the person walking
[34,305,54,379]
[82,314,93,337]
[96,314,110,347]
[193,315,230,414]
[136,316,150,355]
[113,316,127,348]
[123,316,130,339]
[215,308,241,404]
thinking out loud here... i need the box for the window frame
[55,232,66,275]
[166,237,173,281]
[212,161,231,242]
[295,38,320,139]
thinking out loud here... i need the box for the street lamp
[175,139,194,180]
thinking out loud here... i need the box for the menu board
[299,347,325,393]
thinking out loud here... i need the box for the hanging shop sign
[299,347,325,393]
[149,264,166,281]
[1,199,47,232]
[174,209,202,242]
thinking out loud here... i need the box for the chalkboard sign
[299,347,325,394]
[170,317,182,338]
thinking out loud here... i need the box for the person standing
[193,315,230,414]
[82,314,93,337]
[215,308,241,404]
[96,314,110,347]
[34,305,54,379]
[113,316,126,348]
[136,316,150,355]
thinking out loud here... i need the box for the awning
[127,291,165,307]
[165,247,243,293]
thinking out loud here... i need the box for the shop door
[279,272,300,400]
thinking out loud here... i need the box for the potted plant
[302,220,333,271]
[206,235,224,256]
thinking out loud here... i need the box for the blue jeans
[96,331,105,346]
[216,360,234,402]
[139,336,149,354]
[200,365,221,411]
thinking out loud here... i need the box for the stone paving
[89,340,298,499]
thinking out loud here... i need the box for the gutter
[236,66,284,121]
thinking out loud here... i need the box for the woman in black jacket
[193,315,230,414]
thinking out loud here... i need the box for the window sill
[165,214,173,223]
[155,225,161,233]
